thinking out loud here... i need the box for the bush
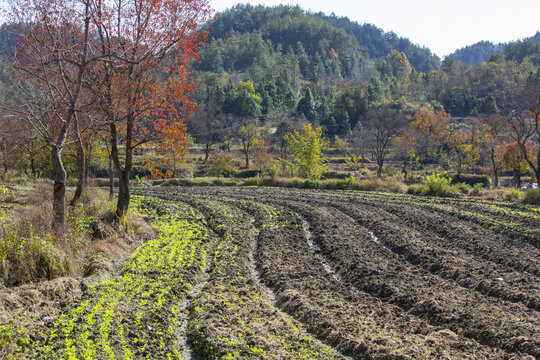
[524,188,540,205]
[450,174,491,188]
[326,157,348,164]
[503,188,523,202]
[321,170,350,179]
[407,184,423,195]
[205,151,235,177]
[161,178,194,187]
[352,177,405,193]
[234,169,261,178]
[319,179,348,190]
[0,233,73,285]
[468,183,484,196]
[421,173,459,197]
[285,178,304,188]
[243,177,261,186]
[212,179,239,187]
[455,182,472,194]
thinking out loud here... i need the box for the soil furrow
[287,201,539,357]
[131,186,539,358]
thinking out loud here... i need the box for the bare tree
[505,72,540,182]
[363,106,408,177]
[189,100,226,161]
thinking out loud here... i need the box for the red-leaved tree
[7,0,97,240]
[86,0,211,218]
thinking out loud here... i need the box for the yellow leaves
[284,124,327,180]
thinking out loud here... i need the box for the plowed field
[16,186,540,359]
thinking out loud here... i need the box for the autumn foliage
[6,0,212,235]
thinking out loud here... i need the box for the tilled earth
[5,186,539,359]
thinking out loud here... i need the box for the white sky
[210,0,540,58]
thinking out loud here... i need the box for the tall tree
[296,87,316,121]
[284,124,327,180]
[480,115,506,187]
[8,0,95,240]
[364,106,408,177]
[505,71,540,183]
[88,0,211,218]
[238,122,260,169]
[410,108,451,163]
[502,142,531,188]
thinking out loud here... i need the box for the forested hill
[450,32,540,66]
[190,3,539,139]
[200,4,440,74]
[314,12,440,73]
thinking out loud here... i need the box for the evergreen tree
[296,88,316,121]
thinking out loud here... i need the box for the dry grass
[0,277,81,316]
[0,182,153,288]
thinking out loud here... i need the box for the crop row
[145,186,539,359]
[20,197,213,359]
[174,195,341,359]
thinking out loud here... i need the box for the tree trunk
[70,121,85,206]
[171,149,177,178]
[245,153,249,169]
[0,140,7,176]
[534,147,540,183]
[51,144,67,242]
[108,152,114,200]
[116,168,130,219]
[84,141,92,186]
[490,149,499,188]
[110,119,133,220]
[30,157,36,177]
[402,159,408,181]
[204,140,210,162]
[376,153,383,178]
[514,170,521,188]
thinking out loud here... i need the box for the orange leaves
[412,108,450,138]
[503,141,532,173]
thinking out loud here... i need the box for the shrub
[212,179,239,187]
[421,173,459,197]
[319,179,348,190]
[455,182,472,194]
[327,157,348,164]
[161,178,193,187]
[524,188,540,205]
[285,178,304,188]
[503,188,523,202]
[243,177,261,186]
[407,184,423,195]
[301,179,318,189]
[345,154,363,172]
[234,169,261,178]
[468,183,484,196]
[450,174,491,187]
[321,170,350,179]
[0,233,73,285]
[206,151,235,178]
[0,184,15,202]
